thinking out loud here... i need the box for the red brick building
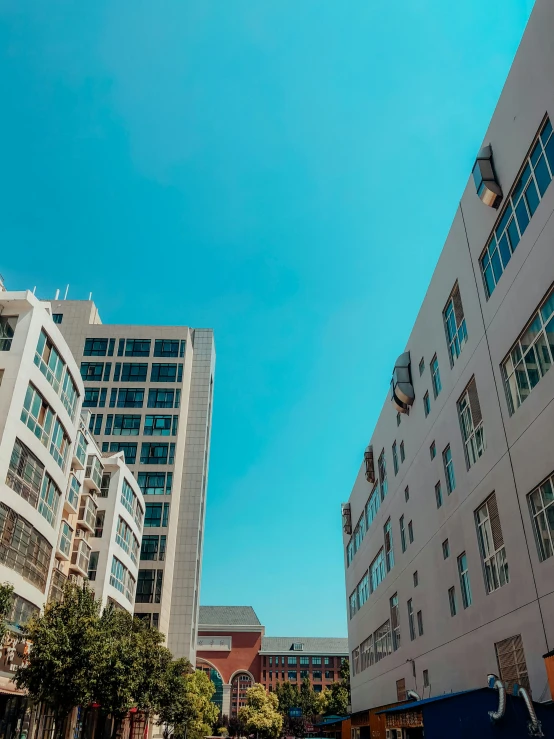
[196,606,348,718]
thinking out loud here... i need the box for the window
[448,586,457,616]
[349,591,357,620]
[400,516,406,553]
[392,442,398,475]
[144,503,169,527]
[112,388,144,408]
[84,388,100,407]
[419,357,425,376]
[300,656,309,665]
[94,510,105,538]
[423,670,429,688]
[378,451,388,498]
[35,331,64,392]
[109,442,137,465]
[120,363,148,382]
[481,118,554,297]
[384,519,394,572]
[442,539,450,559]
[354,512,367,551]
[136,570,155,603]
[38,474,61,526]
[116,516,134,557]
[89,414,103,435]
[495,634,530,693]
[423,391,430,417]
[88,551,99,581]
[396,412,401,427]
[502,286,554,414]
[366,485,381,528]
[444,283,468,367]
[154,339,180,357]
[313,671,322,680]
[351,648,360,676]
[374,621,392,662]
[413,571,418,587]
[404,486,409,502]
[21,384,54,447]
[50,419,70,470]
[396,678,406,702]
[458,552,472,608]
[109,556,135,602]
[138,472,172,496]
[144,415,173,436]
[151,364,180,382]
[443,445,456,493]
[458,378,485,468]
[84,339,108,356]
[407,599,415,641]
[111,415,141,436]
[431,355,442,398]
[408,520,414,544]
[360,636,373,671]
[0,502,52,592]
[357,572,369,609]
[52,313,63,324]
[475,493,509,593]
[81,362,104,382]
[325,671,333,680]
[287,672,297,681]
[435,481,443,509]
[60,371,79,420]
[347,539,354,566]
[0,316,17,351]
[140,443,174,465]
[121,479,137,516]
[148,389,175,408]
[312,657,321,666]
[390,593,400,650]
[369,549,386,593]
[528,474,554,561]
[400,441,405,463]
[430,441,436,459]
[417,610,424,636]
[6,438,44,509]
[288,656,297,665]
[124,339,151,357]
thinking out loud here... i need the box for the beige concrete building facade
[344,0,554,714]
[54,300,215,660]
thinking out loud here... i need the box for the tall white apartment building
[53,300,215,661]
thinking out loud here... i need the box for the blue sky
[0,1,534,637]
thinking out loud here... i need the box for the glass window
[124,339,151,357]
[88,551,99,581]
[312,657,321,665]
[448,586,457,616]
[288,656,297,665]
[430,441,436,459]
[423,391,430,417]
[357,572,369,609]
[444,283,468,367]
[378,451,388,499]
[21,384,54,447]
[392,442,398,475]
[400,516,406,553]
[442,539,450,559]
[458,552,472,608]
[366,484,381,528]
[417,610,424,636]
[140,443,170,465]
[400,441,405,463]
[154,339,179,357]
[113,388,144,408]
[458,379,486,468]
[373,621,392,662]
[480,118,554,297]
[369,549,386,593]
[443,446,456,493]
[313,671,322,680]
[144,503,163,527]
[49,419,70,471]
[408,521,414,544]
[6,437,44,509]
[151,364,178,382]
[144,415,172,436]
[0,316,17,351]
[84,339,108,356]
[384,518,394,572]
[390,593,400,650]
[120,364,148,382]
[38,474,61,526]
[431,355,442,398]
[405,486,409,502]
[0,502,53,592]
[407,599,415,641]
[94,510,105,538]
[413,571,418,587]
[435,481,443,509]
[80,362,103,382]
[112,415,141,436]
[528,474,554,561]
[137,472,171,496]
[109,442,137,465]
[60,371,79,420]
[52,314,63,324]
[148,389,175,408]
[419,357,425,376]
[83,387,99,408]
[35,330,65,392]
[475,493,509,593]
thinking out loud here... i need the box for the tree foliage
[238,684,282,739]
[157,659,219,739]
[0,583,14,644]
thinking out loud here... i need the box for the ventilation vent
[341,503,352,535]
[473,145,503,208]
[364,445,375,484]
[391,351,415,414]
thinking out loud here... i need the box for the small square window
[442,539,450,559]
[419,358,425,376]
[430,441,436,459]
[52,314,63,324]
[423,391,431,417]
[413,571,418,587]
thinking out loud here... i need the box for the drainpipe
[406,690,420,702]
[487,674,506,721]
[516,686,543,737]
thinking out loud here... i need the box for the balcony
[84,454,104,492]
[56,521,73,561]
[65,475,80,515]
[77,494,97,533]
[70,536,91,577]
[68,573,84,588]
[49,568,67,604]
[73,431,87,470]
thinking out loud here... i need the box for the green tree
[157,660,219,739]
[0,583,14,644]
[300,677,318,719]
[238,684,282,739]
[15,582,102,737]
[275,682,302,737]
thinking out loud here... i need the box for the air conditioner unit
[341,503,352,535]
[364,445,375,483]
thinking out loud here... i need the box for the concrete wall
[345,0,554,712]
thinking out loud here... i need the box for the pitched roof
[198,606,261,626]
[260,637,348,654]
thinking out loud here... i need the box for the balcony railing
[77,494,97,533]
[74,432,87,469]
[57,523,73,560]
[65,475,80,513]
[49,568,67,604]
[85,454,103,491]
[70,537,91,577]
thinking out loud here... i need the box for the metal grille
[495,634,530,693]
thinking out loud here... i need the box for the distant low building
[195,605,348,718]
